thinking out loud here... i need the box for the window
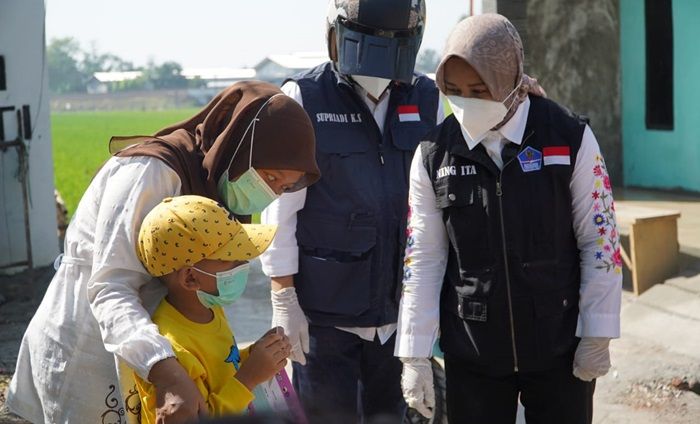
[645,0,674,130]
[0,56,6,91]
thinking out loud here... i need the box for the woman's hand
[236,329,291,391]
[401,357,435,419]
[573,337,611,381]
[270,281,309,365]
[148,357,208,423]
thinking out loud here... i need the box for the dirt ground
[592,294,700,424]
[0,266,54,423]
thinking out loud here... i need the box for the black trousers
[292,325,406,424]
[444,353,595,424]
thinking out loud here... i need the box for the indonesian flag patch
[543,146,571,166]
[398,105,420,122]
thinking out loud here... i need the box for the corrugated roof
[181,68,256,80]
[93,71,143,83]
[258,52,327,70]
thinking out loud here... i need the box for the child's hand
[253,326,291,357]
[235,328,291,391]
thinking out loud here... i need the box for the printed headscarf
[436,14,547,125]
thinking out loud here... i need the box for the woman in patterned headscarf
[396,14,621,424]
[6,81,319,424]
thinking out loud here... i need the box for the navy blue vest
[421,96,587,375]
[290,62,439,327]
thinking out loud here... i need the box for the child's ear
[179,267,201,292]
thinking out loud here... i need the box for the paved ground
[590,187,700,423]
[1,187,699,423]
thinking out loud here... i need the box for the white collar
[353,83,391,111]
[463,97,531,150]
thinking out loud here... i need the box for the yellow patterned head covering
[137,195,277,276]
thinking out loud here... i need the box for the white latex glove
[400,357,435,419]
[271,287,310,365]
[573,337,611,381]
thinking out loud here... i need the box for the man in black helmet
[260,0,443,422]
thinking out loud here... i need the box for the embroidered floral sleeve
[591,155,622,273]
[570,125,622,339]
[395,149,449,358]
[403,205,415,281]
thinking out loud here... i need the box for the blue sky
[46,0,476,68]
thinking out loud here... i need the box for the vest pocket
[434,179,476,209]
[533,285,580,359]
[315,126,371,155]
[296,216,377,317]
[519,259,577,294]
[390,121,433,151]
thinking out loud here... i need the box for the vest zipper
[496,177,519,373]
[343,83,386,166]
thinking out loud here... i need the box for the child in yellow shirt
[134,195,290,423]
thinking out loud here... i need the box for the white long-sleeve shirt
[7,156,181,423]
[395,98,623,358]
[260,79,444,344]
[85,157,182,375]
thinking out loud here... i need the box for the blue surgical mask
[218,94,282,215]
[193,263,250,308]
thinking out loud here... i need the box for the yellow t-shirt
[135,299,254,424]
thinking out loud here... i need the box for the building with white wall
[254,52,327,86]
[0,0,59,271]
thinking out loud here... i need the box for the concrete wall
[0,0,59,270]
[620,0,700,192]
[499,0,623,185]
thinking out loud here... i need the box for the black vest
[422,96,586,375]
[291,62,439,327]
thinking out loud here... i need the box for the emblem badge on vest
[517,146,543,173]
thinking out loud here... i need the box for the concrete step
[621,283,700,361]
[665,274,700,296]
[634,282,700,321]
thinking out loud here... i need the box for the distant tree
[415,48,440,74]
[83,45,135,75]
[145,61,187,89]
[47,37,85,93]
[48,38,187,92]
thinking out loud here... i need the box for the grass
[51,109,198,218]
[51,103,455,222]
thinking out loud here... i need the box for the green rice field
[51,109,198,217]
[51,104,453,220]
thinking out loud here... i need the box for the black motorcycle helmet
[326,0,427,83]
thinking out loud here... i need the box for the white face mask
[351,75,392,99]
[446,84,521,144]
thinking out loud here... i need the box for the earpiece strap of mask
[225,93,284,173]
[504,81,523,110]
